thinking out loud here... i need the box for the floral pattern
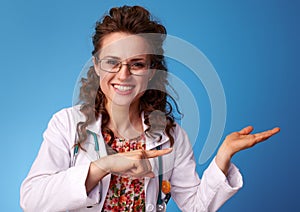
[102,132,146,212]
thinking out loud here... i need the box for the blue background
[1,0,299,211]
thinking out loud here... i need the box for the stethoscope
[156,145,171,211]
[72,130,171,211]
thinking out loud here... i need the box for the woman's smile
[112,83,135,94]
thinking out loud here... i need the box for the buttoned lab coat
[20,106,243,212]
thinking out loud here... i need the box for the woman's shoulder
[50,105,86,127]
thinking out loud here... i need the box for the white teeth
[114,85,134,91]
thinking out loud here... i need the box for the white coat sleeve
[170,126,243,212]
[20,110,100,212]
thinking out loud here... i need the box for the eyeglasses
[95,57,151,76]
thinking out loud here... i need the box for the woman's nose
[117,64,131,81]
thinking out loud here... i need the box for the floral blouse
[102,132,146,212]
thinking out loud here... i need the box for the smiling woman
[94,33,154,110]
[20,5,279,212]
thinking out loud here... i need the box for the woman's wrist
[215,145,233,176]
[93,156,112,174]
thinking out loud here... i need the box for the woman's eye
[106,59,119,66]
[132,62,146,69]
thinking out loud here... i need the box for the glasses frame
[94,56,152,76]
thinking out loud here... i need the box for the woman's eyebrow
[130,57,147,61]
[101,55,147,61]
[101,55,121,60]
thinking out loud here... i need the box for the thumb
[239,126,254,135]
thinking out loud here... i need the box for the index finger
[145,148,173,158]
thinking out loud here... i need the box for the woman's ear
[93,56,101,77]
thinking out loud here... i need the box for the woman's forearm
[85,157,110,193]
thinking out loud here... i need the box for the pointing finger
[145,148,173,158]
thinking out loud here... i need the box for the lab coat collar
[85,111,170,150]
[86,115,102,135]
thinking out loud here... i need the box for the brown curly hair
[76,5,180,149]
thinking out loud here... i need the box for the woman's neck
[106,101,143,139]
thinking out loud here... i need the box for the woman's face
[93,32,154,108]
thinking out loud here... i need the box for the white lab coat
[20,106,243,212]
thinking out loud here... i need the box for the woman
[20,5,280,212]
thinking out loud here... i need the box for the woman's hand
[102,148,172,178]
[86,148,172,193]
[216,126,280,176]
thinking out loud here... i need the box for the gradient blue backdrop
[0,0,299,211]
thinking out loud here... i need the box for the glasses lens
[130,62,149,75]
[101,59,120,72]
